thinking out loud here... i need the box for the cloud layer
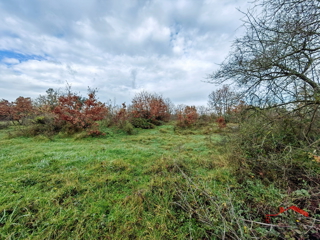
[0,0,249,106]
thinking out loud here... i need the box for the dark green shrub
[33,116,47,124]
[122,121,134,135]
[130,118,154,129]
[12,114,62,138]
[149,119,163,126]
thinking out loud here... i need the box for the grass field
[0,123,317,239]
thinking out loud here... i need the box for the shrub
[0,97,36,125]
[176,105,198,128]
[130,118,154,129]
[0,121,9,129]
[87,129,106,137]
[13,97,36,124]
[53,90,108,133]
[16,114,62,138]
[0,99,12,121]
[216,116,226,128]
[34,88,60,113]
[122,121,134,135]
[228,109,320,189]
[112,103,129,127]
[131,91,170,124]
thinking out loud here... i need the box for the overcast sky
[0,0,250,106]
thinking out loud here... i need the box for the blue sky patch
[0,50,46,64]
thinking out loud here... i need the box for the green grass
[0,123,314,239]
[0,124,226,239]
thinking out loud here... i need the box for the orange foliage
[177,105,198,127]
[53,92,108,131]
[0,97,35,124]
[131,91,170,123]
[216,116,226,128]
[113,103,128,126]
[0,99,13,121]
[14,97,35,123]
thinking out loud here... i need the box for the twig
[308,217,320,222]
[240,219,293,228]
[309,138,320,147]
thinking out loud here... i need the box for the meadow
[0,122,319,239]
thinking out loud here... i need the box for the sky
[0,0,250,106]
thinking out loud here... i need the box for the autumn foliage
[131,91,170,124]
[0,99,12,121]
[0,97,35,124]
[112,103,129,126]
[53,91,108,132]
[216,116,226,129]
[176,105,198,127]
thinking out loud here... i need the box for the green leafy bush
[130,118,154,129]
[122,121,134,135]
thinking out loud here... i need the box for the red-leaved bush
[0,99,13,121]
[14,97,35,124]
[131,91,170,124]
[53,91,108,133]
[216,116,226,128]
[113,103,128,126]
[87,129,106,137]
[177,105,198,127]
[0,97,35,124]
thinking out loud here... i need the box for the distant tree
[208,85,241,116]
[196,105,210,116]
[35,88,60,112]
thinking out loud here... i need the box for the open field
[0,123,318,239]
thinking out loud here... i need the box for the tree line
[0,85,244,136]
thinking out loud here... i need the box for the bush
[131,91,170,124]
[0,97,36,125]
[16,114,62,138]
[130,118,154,129]
[176,105,198,128]
[216,116,226,129]
[0,121,9,130]
[228,109,320,189]
[112,103,130,127]
[53,90,108,133]
[122,121,134,135]
[86,129,106,137]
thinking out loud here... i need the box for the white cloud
[0,0,250,106]
[2,57,19,64]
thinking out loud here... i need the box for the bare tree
[208,85,241,116]
[208,0,320,110]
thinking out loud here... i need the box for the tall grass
[0,122,319,239]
